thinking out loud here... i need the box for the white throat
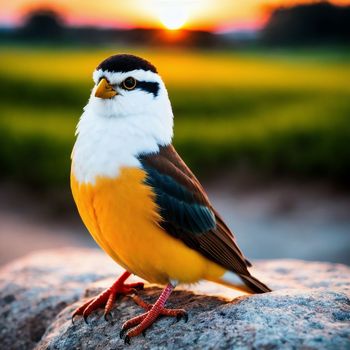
[72,70,174,184]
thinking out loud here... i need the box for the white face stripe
[72,69,174,184]
[93,69,162,86]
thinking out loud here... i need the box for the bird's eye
[122,77,137,90]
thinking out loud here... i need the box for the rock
[0,248,349,350]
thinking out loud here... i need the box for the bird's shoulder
[139,144,210,205]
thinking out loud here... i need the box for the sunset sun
[157,4,189,30]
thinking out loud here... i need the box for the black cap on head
[97,54,157,74]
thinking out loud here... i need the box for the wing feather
[138,144,270,292]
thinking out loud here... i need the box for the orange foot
[120,283,188,344]
[72,271,144,323]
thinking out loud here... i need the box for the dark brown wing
[138,145,271,293]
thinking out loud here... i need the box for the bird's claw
[119,328,126,339]
[175,311,189,323]
[124,335,131,345]
[104,311,112,322]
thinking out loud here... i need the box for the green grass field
[1,46,350,188]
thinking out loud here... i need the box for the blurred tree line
[0,2,349,47]
[19,10,64,41]
[262,2,350,46]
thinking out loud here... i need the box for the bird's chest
[71,167,162,271]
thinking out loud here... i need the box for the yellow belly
[71,167,225,285]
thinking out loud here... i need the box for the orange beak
[95,78,117,99]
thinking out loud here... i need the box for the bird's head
[81,54,174,146]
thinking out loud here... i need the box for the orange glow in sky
[1,0,350,31]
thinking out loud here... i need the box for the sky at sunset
[1,0,349,31]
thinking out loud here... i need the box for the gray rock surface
[0,248,349,350]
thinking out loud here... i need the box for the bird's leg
[72,271,144,323]
[120,283,188,344]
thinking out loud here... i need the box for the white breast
[72,107,173,185]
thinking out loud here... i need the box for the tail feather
[245,258,252,267]
[240,274,271,294]
[215,270,271,294]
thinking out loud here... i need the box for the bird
[70,54,271,343]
